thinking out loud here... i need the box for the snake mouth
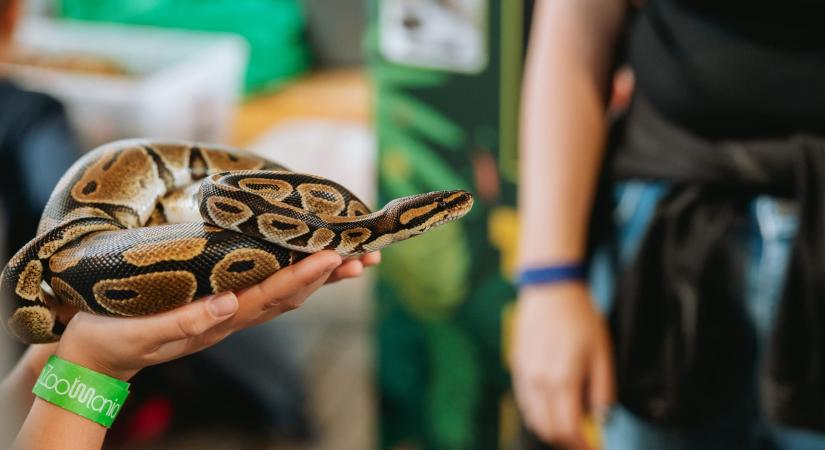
[447,191,474,216]
[430,216,460,228]
[443,200,474,225]
[423,191,474,230]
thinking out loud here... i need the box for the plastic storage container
[58,0,309,93]
[4,17,248,150]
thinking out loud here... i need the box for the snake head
[392,190,474,234]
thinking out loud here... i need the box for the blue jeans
[590,182,825,450]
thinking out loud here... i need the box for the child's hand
[327,251,381,283]
[52,250,346,381]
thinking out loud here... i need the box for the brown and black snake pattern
[0,140,473,343]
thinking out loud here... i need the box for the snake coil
[0,140,473,343]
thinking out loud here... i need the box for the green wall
[371,1,527,448]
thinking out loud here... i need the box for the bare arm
[6,250,379,450]
[519,0,625,266]
[0,345,57,440]
[513,1,627,449]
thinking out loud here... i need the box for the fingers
[326,252,381,284]
[547,381,590,450]
[148,326,233,362]
[361,251,381,267]
[55,293,239,376]
[57,251,349,378]
[514,342,591,450]
[254,250,341,299]
[55,253,348,379]
[233,250,341,319]
[326,259,364,283]
[519,371,590,450]
[515,376,552,443]
[138,292,238,345]
[588,330,616,423]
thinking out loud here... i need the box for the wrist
[55,341,137,382]
[520,278,588,291]
[32,355,131,428]
[519,281,593,310]
[516,262,588,289]
[520,280,590,296]
[22,344,60,381]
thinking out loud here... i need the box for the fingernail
[208,292,238,317]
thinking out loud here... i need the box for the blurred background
[0,1,533,449]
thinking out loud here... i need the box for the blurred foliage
[380,130,471,193]
[488,206,520,279]
[379,88,466,151]
[371,63,449,88]
[378,90,471,193]
[425,323,481,450]
[377,299,428,404]
[372,1,525,449]
[465,275,516,371]
[382,223,470,322]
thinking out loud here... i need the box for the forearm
[10,343,128,450]
[3,345,111,450]
[0,345,57,438]
[14,398,106,450]
[518,62,608,264]
[518,0,625,266]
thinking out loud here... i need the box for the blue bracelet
[516,263,588,288]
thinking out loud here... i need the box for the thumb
[137,292,238,346]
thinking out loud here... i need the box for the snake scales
[0,140,473,344]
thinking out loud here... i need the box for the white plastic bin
[5,17,248,150]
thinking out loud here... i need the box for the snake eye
[438,201,447,209]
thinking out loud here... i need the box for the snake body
[0,140,473,344]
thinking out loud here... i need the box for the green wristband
[32,355,130,428]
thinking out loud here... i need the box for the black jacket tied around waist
[605,97,825,430]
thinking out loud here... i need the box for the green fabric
[32,356,130,428]
[371,1,526,448]
[58,0,310,93]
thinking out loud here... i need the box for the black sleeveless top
[628,0,825,139]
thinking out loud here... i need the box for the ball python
[0,140,473,344]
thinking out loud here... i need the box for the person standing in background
[0,0,79,439]
[513,1,825,449]
[0,0,80,265]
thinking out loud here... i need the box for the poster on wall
[379,0,488,73]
